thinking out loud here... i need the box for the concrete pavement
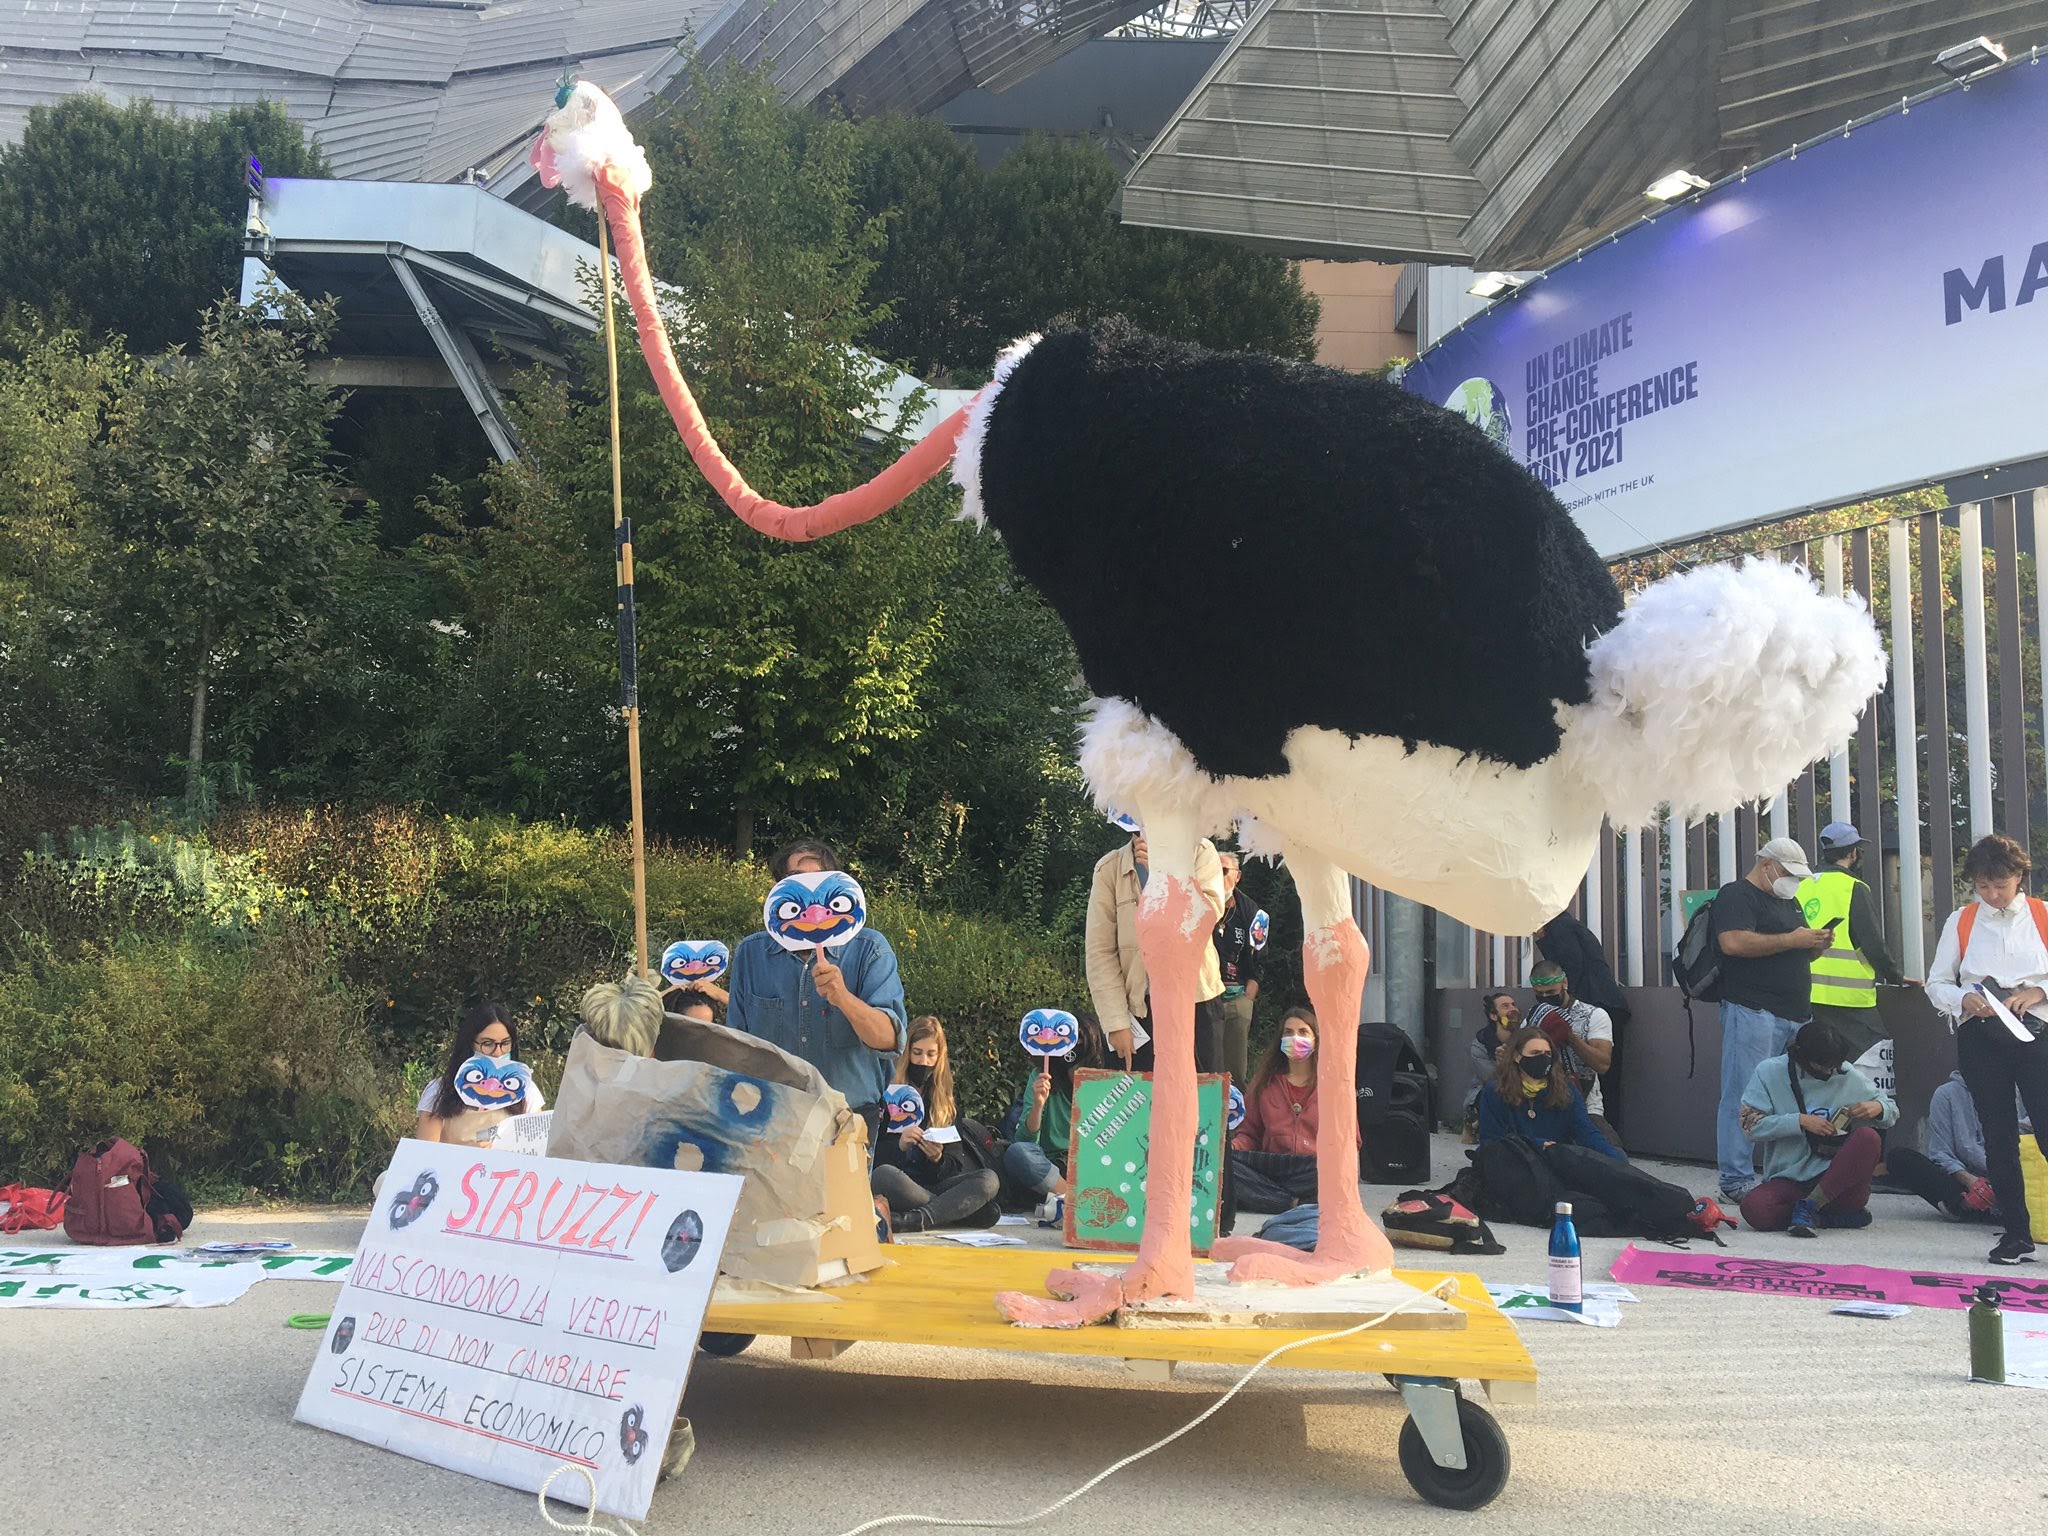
[2,1134,2039,1535]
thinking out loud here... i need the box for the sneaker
[1816,1207,1872,1230]
[1787,1197,1820,1238]
[1720,1184,1754,1206]
[1034,1193,1066,1229]
[1988,1233,2038,1266]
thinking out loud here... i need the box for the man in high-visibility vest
[1797,822,1911,1066]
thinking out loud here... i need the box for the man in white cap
[1710,839,1835,1202]
[1797,821,1912,1068]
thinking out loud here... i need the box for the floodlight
[1644,170,1710,202]
[1466,271,1524,299]
[1935,36,2007,78]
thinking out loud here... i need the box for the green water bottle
[1968,1284,2005,1384]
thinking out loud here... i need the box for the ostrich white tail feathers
[951,332,1040,528]
[531,82,651,212]
[1560,559,1887,829]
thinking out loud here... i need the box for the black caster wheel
[698,1331,756,1357]
[1396,1396,1510,1510]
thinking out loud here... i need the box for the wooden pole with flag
[597,208,652,980]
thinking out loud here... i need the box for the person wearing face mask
[1709,838,1834,1203]
[1463,992,1520,1144]
[1796,822,1913,1068]
[1528,963,1618,1147]
[1737,1019,1895,1236]
[1229,1007,1355,1212]
[1475,1025,1623,1160]
[870,1016,1001,1234]
[1924,833,2048,1266]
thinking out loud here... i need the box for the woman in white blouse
[1924,834,2048,1265]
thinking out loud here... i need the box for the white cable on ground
[534,1276,1457,1536]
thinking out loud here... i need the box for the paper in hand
[1975,983,2039,1044]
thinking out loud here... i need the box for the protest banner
[0,1246,354,1308]
[295,1139,741,1521]
[1064,1070,1226,1255]
[1610,1245,2048,1315]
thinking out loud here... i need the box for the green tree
[0,97,326,354]
[852,115,992,379]
[93,287,364,815]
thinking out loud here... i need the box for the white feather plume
[1078,696,1237,836]
[1559,558,1887,829]
[535,81,651,211]
[950,333,1040,528]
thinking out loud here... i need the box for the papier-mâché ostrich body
[533,85,1888,1328]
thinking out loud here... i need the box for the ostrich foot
[995,1251,1197,1328]
[1210,1229,1394,1287]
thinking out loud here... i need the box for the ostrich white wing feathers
[533,81,651,211]
[1560,558,1887,828]
[951,332,1040,529]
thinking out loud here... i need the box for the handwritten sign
[295,1140,741,1521]
[1064,1069,1226,1255]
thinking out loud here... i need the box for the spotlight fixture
[1934,36,2007,78]
[1467,271,1525,299]
[1643,170,1710,202]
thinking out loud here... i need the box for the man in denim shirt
[726,839,908,1123]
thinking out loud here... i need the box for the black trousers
[1886,1146,1997,1221]
[1231,1150,1319,1213]
[1129,998,1225,1076]
[1955,1017,2048,1243]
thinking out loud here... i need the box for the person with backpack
[871,1016,1001,1234]
[999,1011,1114,1225]
[1230,1006,1356,1212]
[1737,1019,1894,1236]
[1923,833,2048,1266]
[1708,838,1835,1204]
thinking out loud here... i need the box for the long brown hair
[433,1001,526,1119]
[894,1014,958,1127]
[1491,1024,1572,1110]
[1248,1006,1319,1100]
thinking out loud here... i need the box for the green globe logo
[1445,377,1512,453]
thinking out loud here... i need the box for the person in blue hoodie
[1738,1019,1896,1237]
[1476,1025,1622,1159]
[1887,1070,2020,1222]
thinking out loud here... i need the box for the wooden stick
[599,210,652,980]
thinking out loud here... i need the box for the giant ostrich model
[532,86,1887,1328]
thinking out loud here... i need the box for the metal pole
[598,211,652,980]
[1888,520,1925,975]
[1960,503,1993,842]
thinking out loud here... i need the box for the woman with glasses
[414,1001,546,1146]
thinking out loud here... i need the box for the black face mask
[1519,1054,1553,1081]
[907,1065,936,1092]
[1801,1061,1841,1081]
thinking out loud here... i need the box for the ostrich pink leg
[1211,849,1394,1285]
[998,816,1208,1326]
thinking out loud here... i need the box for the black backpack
[1356,1023,1431,1185]
[1671,899,1723,1004]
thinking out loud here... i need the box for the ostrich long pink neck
[592,168,975,544]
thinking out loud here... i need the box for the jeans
[1718,1001,1799,1192]
[1955,1016,2048,1244]
[1001,1140,1062,1200]
[1230,1150,1319,1213]
[870,1164,1000,1230]
[1740,1125,1881,1230]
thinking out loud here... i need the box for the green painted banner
[1063,1068,1226,1255]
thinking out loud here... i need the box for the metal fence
[1428,492,2047,991]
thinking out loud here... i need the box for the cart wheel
[698,1332,755,1357]
[1396,1396,1510,1511]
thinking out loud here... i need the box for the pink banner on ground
[1608,1244,2048,1314]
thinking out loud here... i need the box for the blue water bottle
[1548,1200,1583,1313]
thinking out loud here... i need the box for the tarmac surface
[4,1132,2041,1535]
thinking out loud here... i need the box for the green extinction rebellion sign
[1063,1069,1226,1255]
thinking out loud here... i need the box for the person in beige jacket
[1086,827,1227,1070]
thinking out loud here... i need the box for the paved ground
[4,1134,2041,1535]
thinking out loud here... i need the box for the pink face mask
[1281,1036,1315,1060]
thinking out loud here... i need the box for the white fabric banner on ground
[2007,1316,2048,1390]
[0,1263,270,1309]
[295,1138,741,1522]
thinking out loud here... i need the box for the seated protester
[1230,1007,1357,1213]
[655,985,720,1061]
[1000,1011,1113,1224]
[1474,1026,1717,1238]
[1738,1019,1897,1237]
[415,1001,545,1146]
[870,1016,1000,1234]
[1476,1025,1622,1160]
[1529,961,1620,1150]
[662,984,720,1022]
[1883,1070,2010,1223]
[1464,991,1520,1144]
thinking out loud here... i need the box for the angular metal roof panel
[81,0,239,56]
[0,0,94,52]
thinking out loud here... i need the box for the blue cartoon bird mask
[762,870,868,951]
[455,1054,530,1111]
[884,1083,926,1132]
[1249,909,1271,951]
[1018,1008,1080,1058]
[660,938,731,987]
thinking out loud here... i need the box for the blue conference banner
[1402,58,2048,558]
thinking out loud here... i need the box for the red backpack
[0,1184,68,1233]
[63,1139,183,1246]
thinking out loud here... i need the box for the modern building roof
[1121,0,2048,268]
